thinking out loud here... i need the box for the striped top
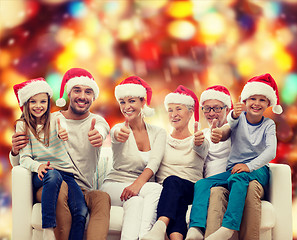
[16,116,75,174]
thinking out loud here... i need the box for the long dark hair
[15,94,51,147]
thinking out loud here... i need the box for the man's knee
[85,190,111,210]
[245,180,264,206]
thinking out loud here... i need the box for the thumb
[125,117,129,128]
[211,119,218,129]
[90,118,96,131]
[46,161,50,166]
[194,121,199,133]
[238,96,242,103]
[57,118,61,130]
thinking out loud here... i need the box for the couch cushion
[31,203,42,230]
[260,200,276,229]
[109,206,124,233]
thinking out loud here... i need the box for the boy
[186,73,282,240]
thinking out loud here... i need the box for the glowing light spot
[55,51,75,73]
[167,1,193,18]
[281,74,297,105]
[274,49,293,71]
[263,2,281,19]
[118,20,135,41]
[46,73,64,101]
[168,20,196,40]
[198,13,226,45]
[96,58,115,77]
[237,59,254,77]
[68,1,87,18]
[72,38,95,60]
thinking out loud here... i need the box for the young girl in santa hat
[13,78,88,240]
[141,85,209,240]
[186,73,282,240]
[100,76,167,240]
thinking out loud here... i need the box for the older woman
[100,76,167,240]
[141,85,209,240]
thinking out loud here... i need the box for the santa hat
[200,85,233,109]
[114,76,154,117]
[164,85,199,122]
[241,73,283,114]
[13,78,53,110]
[56,68,99,107]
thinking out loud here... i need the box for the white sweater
[104,122,167,183]
[156,134,209,184]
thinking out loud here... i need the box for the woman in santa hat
[100,76,167,240]
[141,85,209,240]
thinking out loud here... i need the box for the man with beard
[10,68,111,240]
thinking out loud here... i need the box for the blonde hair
[15,94,51,147]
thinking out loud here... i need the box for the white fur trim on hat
[142,104,155,117]
[241,81,277,106]
[66,76,99,99]
[200,89,232,109]
[164,93,195,110]
[115,84,146,101]
[18,81,53,107]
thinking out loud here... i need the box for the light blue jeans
[33,169,88,240]
[189,166,269,231]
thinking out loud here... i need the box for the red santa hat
[114,76,154,117]
[56,68,99,107]
[241,73,283,114]
[13,77,53,110]
[164,85,199,122]
[200,85,233,109]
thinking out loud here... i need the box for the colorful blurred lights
[167,1,193,19]
[168,20,196,40]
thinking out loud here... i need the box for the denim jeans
[189,166,269,231]
[33,169,88,240]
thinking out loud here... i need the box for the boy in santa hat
[10,68,111,240]
[186,73,282,240]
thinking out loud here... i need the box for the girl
[100,76,167,240]
[13,78,88,240]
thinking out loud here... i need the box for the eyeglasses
[202,106,227,113]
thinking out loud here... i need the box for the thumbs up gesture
[57,118,68,141]
[194,121,204,146]
[232,97,246,119]
[115,118,131,143]
[88,118,103,148]
[210,119,222,144]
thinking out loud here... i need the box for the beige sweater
[156,135,209,184]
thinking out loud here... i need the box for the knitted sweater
[156,134,209,184]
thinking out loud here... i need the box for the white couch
[11,147,293,240]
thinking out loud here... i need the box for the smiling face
[167,103,193,131]
[28,93,49,122]
[68,85,94,116]
[245,94,269,122]
[202,99,229,128]
[118,96,145,122]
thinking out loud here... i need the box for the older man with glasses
[186,85,264,240]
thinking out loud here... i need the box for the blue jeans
[189,166,269,231]
[33,169,88,240]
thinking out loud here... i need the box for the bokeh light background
[0,0,297,239]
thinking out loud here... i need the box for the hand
[116,118,130,143]
[57,118,68,141]
[232,97,246,119]
[120,182,142,201]
[210,119,222,144]
[11,131,29,156]
[231,163,250,174]
[38,161,53,180]
[194,122,204,146]
[88,118,103,148]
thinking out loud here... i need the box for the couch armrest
[12,166,33,240]
[268,163,292,240]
